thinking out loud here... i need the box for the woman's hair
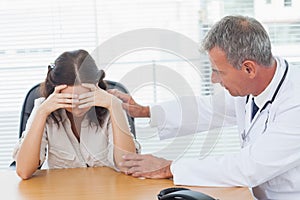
[40,49,108,126]
[201,15,273,69]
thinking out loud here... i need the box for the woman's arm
[108,97,137,170]
[15,85,76,179]
[15,107,48,179]
[79,84,136,171]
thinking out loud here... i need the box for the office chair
[9,80,135,168]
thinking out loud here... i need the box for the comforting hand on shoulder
[108,89,150,117]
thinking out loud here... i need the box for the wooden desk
[1,167,253,200]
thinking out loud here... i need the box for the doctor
[110,15,300,199]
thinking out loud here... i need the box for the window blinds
[0,0,99,169]
[0,0,299,169]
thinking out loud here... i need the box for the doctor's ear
[241,60,256,79]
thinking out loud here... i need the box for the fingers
[54,85,68,93]
[79,83,98,107]
[109,90,149,118]
[79,83,113,108]
[122,164,157,179]
[120,160,140,168]
[78,97,94,108]
[125,167,144,177]
[57,93,78,100]
[120,154,172,179]
[51,84,113,110]
[120,160,145,177]
[54,92,78,105]
[78,92,93,101]
[78,83,97,108]
[121,103,130,112]
[122,153,143,161]
[108,89,131,103]
[43,87,79,114]
[119,154,142,168]
[53,85,79,106]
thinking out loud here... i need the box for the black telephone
[157,187,217,200]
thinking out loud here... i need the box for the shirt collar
[252,57,285,109]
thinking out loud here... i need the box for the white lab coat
[149,57,300,200]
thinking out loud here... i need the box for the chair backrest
[18,83,41,138]
[10,80,135,168]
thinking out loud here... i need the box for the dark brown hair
[40,49,108,126]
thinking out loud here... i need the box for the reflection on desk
[1,167,253,200]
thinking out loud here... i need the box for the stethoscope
[241,60,289,147]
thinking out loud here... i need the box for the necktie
[251,98,259,121]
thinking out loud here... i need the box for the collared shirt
[245,57,285,126]
[250,57,285,119]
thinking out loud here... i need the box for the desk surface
[1,167,253,200]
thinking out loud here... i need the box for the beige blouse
[13,98,139,170]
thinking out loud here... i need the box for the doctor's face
[209,47,250,97]
[60,85,91,117]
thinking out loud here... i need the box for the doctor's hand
[39,85,79,115]
[119,153,173,179]
[108,89,150,118]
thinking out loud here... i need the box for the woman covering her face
[13,49,139,179]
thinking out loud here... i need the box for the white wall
[254,0,300,22]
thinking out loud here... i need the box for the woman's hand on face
[78,83,113,109]
[40,85,79,115]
